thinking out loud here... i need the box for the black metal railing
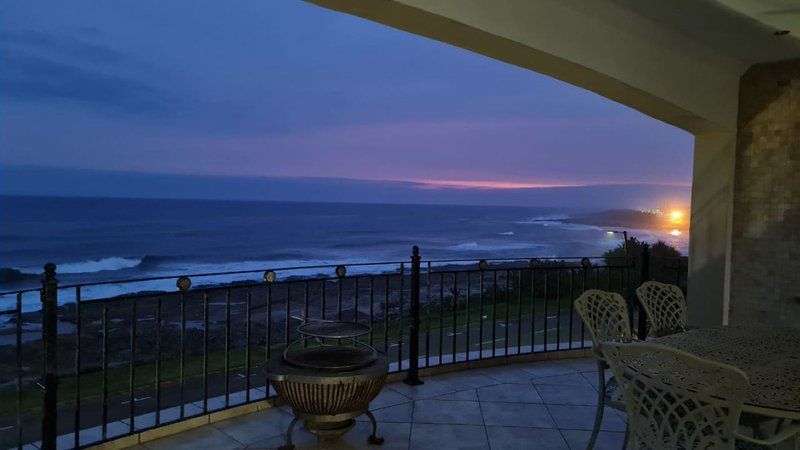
[0,244,686,449]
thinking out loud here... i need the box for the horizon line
[1,164,694,190]
[0,192,598,211]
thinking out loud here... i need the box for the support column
[687,132,737,327]
[728,58,800,327]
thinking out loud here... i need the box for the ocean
[0,196,685,306]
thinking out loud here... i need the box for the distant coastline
[562,209,687,234]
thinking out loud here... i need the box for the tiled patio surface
[132,357,626,450]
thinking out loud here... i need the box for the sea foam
[18,257,143,274]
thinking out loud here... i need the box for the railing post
[41,263,58,450]
[404,246,424,385]
[637,244,650,340]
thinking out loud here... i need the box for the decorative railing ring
[264,270,277,283]
[176,276,192,292]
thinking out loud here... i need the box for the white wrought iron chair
[634,285,800,448]
[603,342,800,450]
[602,341,748,449]
[737,424,800,450]
[635,281,688,337]
[574,289,632,449]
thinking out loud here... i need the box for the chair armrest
[736,421,800,446]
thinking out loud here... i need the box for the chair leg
[587,363,606,450]
[622,423,630,450]
[364,410,384,445]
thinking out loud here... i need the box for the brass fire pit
[266,320,388,450]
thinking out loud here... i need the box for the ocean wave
[515,213,569,223]
[547,221,602,231]
[154,256,395,279]
[137,255,171,270]
[16,257,144,275]
[498,231,514,236]
[515,219,602,232]
[447,242,543,252]
[3,255,405,310]
[15,254,394,280]
[448,242,479,250]
[58,257,143,274]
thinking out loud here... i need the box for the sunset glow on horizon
[406,179,584,190]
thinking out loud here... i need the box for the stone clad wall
[729,58,800,326]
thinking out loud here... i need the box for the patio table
[653,326,800,420]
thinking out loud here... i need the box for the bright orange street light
[669,210,685,225]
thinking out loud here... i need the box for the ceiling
[719,0,800,34]
[611,0,800,65]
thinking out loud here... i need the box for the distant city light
[670,229,682,236]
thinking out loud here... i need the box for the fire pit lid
[297,320,371,339]
[283,344,377,371]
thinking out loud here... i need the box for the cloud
[1,52,169,113]
[0,30,172,114]
[2,29,127,64]
[161,115,692,186]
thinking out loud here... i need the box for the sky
[0,0,694,201]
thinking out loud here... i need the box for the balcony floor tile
[142,425,241,450]
[476,365,537,383]
[433,371,501,391]
[213,407,295,445]
[409,423,488,450]
[412,399,483,425]
[356,402,413,424]
[476,382,542,403]
[385,379,455,400]
[479,402,556,428]
[546,404,626,432]
[520,360,581,378]
[535,383,599,406]
[129,356,633,450]
[431,388,478,401]
[532,372,596,388]
[486,426,568,449]
[560,429,626,450]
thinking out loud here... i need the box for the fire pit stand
[266,320,388,450]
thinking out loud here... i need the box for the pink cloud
[404,178,584,190]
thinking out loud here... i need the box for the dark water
[0,196,681,304]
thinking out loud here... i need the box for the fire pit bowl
[266,320,388,449]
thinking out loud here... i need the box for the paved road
[384,310,588,367]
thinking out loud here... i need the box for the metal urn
[265,320,388,450]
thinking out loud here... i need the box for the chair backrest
[602,342,748,450]
[574,289,632,351]
[636,281,688,337]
